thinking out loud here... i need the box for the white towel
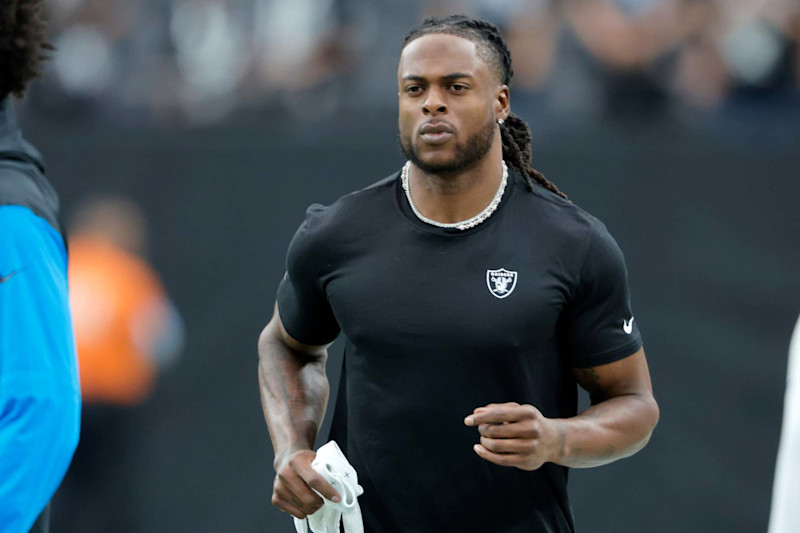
[293,441,364,533]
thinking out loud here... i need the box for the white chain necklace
[401,160,508,231]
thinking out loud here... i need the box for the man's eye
[451,84,466,92]
[406,86,422,94]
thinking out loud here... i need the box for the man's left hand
[464,402,565,471]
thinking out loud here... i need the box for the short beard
[399,118,495,175]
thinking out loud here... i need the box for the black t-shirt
[277,169,643,533]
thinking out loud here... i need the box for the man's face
[397,34,505,174]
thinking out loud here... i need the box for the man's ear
[495,85,510,122]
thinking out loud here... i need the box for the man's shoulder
[319,171,398,212]
[0,162,60,235]
[297,171,399,234]
[520,181,612,245]
[285,171,399,261]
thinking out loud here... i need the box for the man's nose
[422,89,447,115]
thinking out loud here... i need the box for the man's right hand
[272,450,342,519]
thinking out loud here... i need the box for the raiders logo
[486,268,518,299]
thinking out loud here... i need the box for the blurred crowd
[30,0,800,124]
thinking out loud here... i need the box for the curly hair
[402,15,567,200]
[0,0,52,99]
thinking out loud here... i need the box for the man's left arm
[465,347,658,469]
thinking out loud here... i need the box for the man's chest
[324,233,574,356]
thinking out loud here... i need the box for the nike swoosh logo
[623,317,634,335]
[0,270,20,284]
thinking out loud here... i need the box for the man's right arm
[258,303,341,519]
[0,206,81,532]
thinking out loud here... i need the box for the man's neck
[408,144,505,225]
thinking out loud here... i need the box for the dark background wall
[21,107,800,532]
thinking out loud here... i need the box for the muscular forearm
[554,393,659,468]
[257,324,329,468]
[468,351,658,471]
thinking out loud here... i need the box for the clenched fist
[464,402,566,471]
[272,450,341,519]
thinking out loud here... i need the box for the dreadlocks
[402,15,567,200]
[0,0,52,99]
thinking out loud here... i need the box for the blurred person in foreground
[259,15,659,532]
[769,313,800,533]
[0,1,81,532]
[52,196,183,533]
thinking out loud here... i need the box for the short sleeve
[276,205,341,345]
[562,223,642,368]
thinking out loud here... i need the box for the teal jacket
[0,98,80,533]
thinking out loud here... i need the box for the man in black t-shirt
[258,15,659,533]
